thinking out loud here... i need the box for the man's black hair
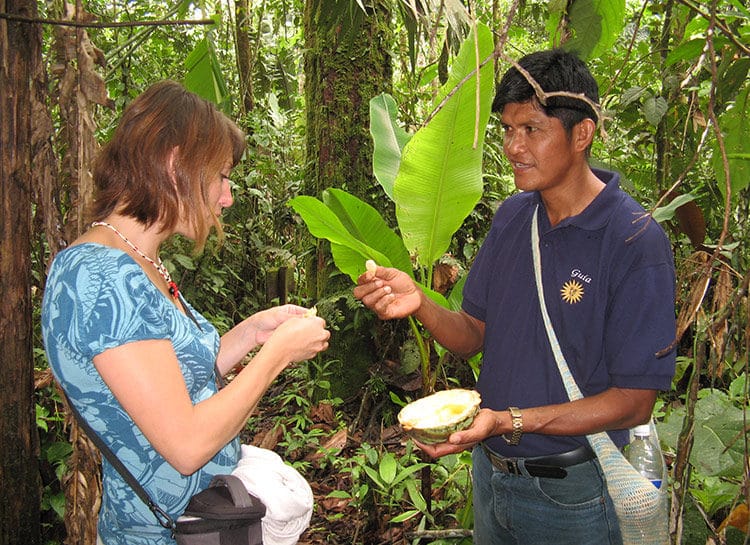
[492,49,599,132]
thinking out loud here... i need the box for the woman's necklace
[91,221,179,299]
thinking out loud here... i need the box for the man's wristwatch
[503,406,523,446]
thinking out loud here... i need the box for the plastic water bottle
[624,424,665,488]
[622,424,670,544]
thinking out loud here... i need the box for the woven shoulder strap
[530,206,583,401]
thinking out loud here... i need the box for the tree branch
[405,528,473,539]
[673,0,750,56]
[0,12,215,29]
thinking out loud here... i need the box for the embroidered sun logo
[561,280,584,304]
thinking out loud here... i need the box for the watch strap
[503,406,523,445]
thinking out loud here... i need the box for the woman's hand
[260,312,330,364]
[250,304,311,345]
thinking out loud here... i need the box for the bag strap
[530,205,583,401]
[209,475,256,509]
[63,392,176,531]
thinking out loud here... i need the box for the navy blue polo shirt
[462,169,676,457]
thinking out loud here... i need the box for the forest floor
[242,371,472,545]
[243,393,415,544]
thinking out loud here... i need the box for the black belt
[481,443,595,479]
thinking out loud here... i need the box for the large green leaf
[643,95,668,127]
[665,39,707,67]
[394,23,494,268]
[717,57,750,108]
[652,194,697,223]
[287,195,380,259]
[322,188,413,278]
[287,192,410,282]
[370,93,412,200]
[563,0,626,61]
[658,390,747,478]
[184,38,231,112]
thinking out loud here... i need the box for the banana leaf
[288,189,411,282]
[323,188,413,279]
[288,189,451,308]
[394,23,494,268]
[184,37,231,113]
[370,93,412,200]
[290,23,494,307]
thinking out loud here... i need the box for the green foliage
[259,358,346,464]
[658,377,748,517]
[394,24,494,270]
[550,0,626,60]
[660,384,747,478]
[35,382,70,539]
[288,190,403,278]
[652,194,698,223]
[369,93,412,200]
[713,86,750,203]
[335,442,473,533]
[289,22,494,287]
[184,38,231,111]
[288,23,494,396]
[360,446,430,514]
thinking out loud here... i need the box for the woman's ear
[573,118,596,153]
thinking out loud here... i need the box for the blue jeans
[472,444,622,545]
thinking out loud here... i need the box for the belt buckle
[489,452,520,475]
[498,457,519,474]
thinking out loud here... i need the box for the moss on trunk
[302,0,394,392]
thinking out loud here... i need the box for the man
[354,49,676,544]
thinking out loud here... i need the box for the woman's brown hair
[91,80,246,250]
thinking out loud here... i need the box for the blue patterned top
[42,243,240,544]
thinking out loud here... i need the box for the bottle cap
[632,424,651,436]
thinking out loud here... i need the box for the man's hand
[413,409,499,458]
[353,264,423,320]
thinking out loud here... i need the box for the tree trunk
[301,0,393,396]
[234,0,254,114]
[0,1,42,543]
[302,0,393,297]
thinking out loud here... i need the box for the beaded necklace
[91,221,179,299]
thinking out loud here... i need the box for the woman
[41,80,331,544]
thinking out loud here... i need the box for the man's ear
[573,118,596,152]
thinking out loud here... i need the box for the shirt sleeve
[462,193,530,322]
[52,248,171,360]
[605,256,677,390]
